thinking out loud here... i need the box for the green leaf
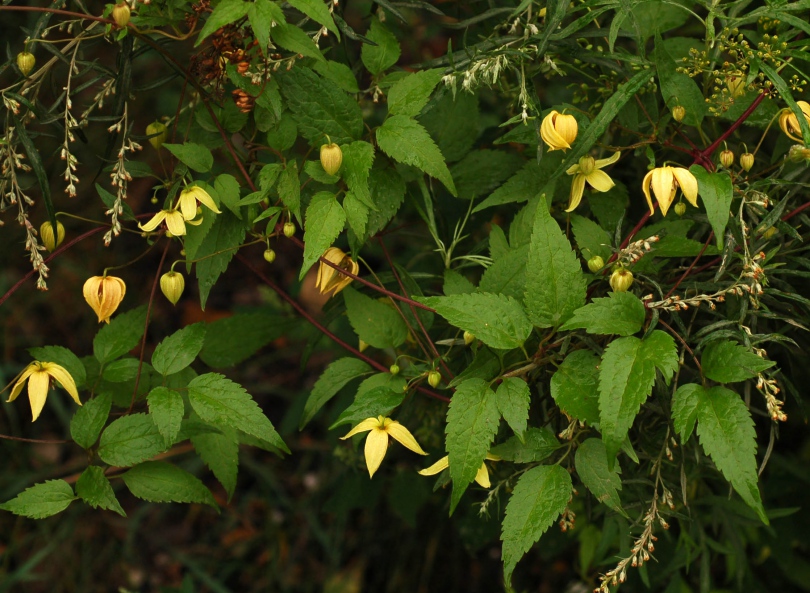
[187,373,289,453]
[443,268,476,295]
[192,427,239,500]
[690,166,733,250]
[478,246,528,301]
[312,60,358,93]
[474,156,562,212]
[418,91,479,162]
[214,173,242,218]
[200,312,297,368]
[695,386,768,523]
[304,159,340,184]
[344,192,369,239]
[340,141,376,209]
[279,67,362,145]
[300,191,346,279]
[418,293,532,350]
[524,202,586,327]
[361,17,400,75]
[301,357,373,429]
[330,382,406,429]
[598,330,678,463]
[151,324,206,376]
[376,115,456,196]
[560,292,646,336]
[654,35,707,127]
[196,0,250,46]
[76,466,126,516]
[70,392,112,450]
[98,413,167,467]
[148,387,185,447]
[550,350,600,425]
[194,212,247,309]
[388,69,445,117]
[0,480,75,519]
[247,0,285,56]
[672,383,702,443]
[760,60,810,145]
[122,461,217,508]
[570,213,612,261]
[94,306,147,365]
[163,142,213,173]
[102,358,141,383]
[494,378,530,441]
[287,0,339,37]
[271,22,326,62]
[701,340,776,383]
[575,438,627,516]
[343,286,409,349]
[28,345,86,389]
[450,150,524,199]
[278,161,301,223]
[490,427,560,463]
[501,465,572,585]
[445,378,500,513]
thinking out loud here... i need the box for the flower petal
[178,191,198,221]
[385,420,427,455]
[651,167,674,207]
[585,169,615,193]
[340,417,380,440]
[44,363,81,406]
[594,151,621,168]
[165,211,187,236]
[364,427,389,477]
[138,210,167,232]
[565,174,586,212]
[641,170,655,214]
[6,363,38,403]
[541,111,572,151]
[474,462,491,488]
[190,186,221,214]
[27,369,50,421]
[418,455,450,476]
[672,167,699,207]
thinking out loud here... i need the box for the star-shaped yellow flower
[177,186,221,222]
[316,247,359,298]
[541,110,578,152]
[565,152,620,212]
[5,361,81,421]
[341,416,427,477]
[641,166,699,216]
[779,100,810,143]
[418,453,501,488]
[138,208,200,236]
[83,275,126,323]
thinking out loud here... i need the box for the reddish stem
[665,232,713,299]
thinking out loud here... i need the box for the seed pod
[671,105,686,122]
[740,152,755,171]
[674,202,687,216]
[587,255,604,273]
[112,2,131,27]
[283,221,296,237]
[146,121,167,150]
[427,370,441,388]
[463,331,475,345]
[389,364,400,375]
[160,271,185,305]
[319,142,343,176]
[16,51,35,76]
[40,220,65,252]
[609,268,634,293]
[263,248,276,263]
[719,149,734,168]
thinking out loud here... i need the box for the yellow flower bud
[263,249,276,263]
[316,246,358,297]
[112,2,131,27]
[146,121,168,150]
[159,271,185,305]
[719,149,734,169]
[283,221,296,237]
[40,220,65,252]
[740,152,755,171]
[726,73,746,98]
[463,331,475,345]
[320,142,343,176]
[83,275,126,323]
[541,110,578,151]
[16,51,35,76]
[674,202,687,216]
[427,370,441,388]
[587,255,604,273]
[609,268,634,293]
[671,106,686,122]
[779,101,810,143]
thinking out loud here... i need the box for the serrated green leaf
[388,69,444,117]
[524,202,586,328]
[501,465,572,585]
[301,357,373,429]
[304,159,339,184]
[560,292,646,336]
[376,115,456,195]
[247,0,285,56]
[195,0,250,46]
[672,383,702,443]
[494,378,530,441]
[214,173,242,219]
[76,466,126,516]
[364,164,406,238]
[102,358,141,383]
[0,480,75,519]
[187,373,289,453]
[654,35,707,127]
[418,91,479,162]
[550,350,600,425]
[93,306,147,364]
[418,293,532,350]
[312,60,359,93]
[98,413,166,467]
[287,0,339,37]
[570,213,612,262]
[443,268,476,295]
[148,387,185,447]
[446,378,500,513]
[340,141,376,208]
[194,212,247,309]
[122,461,217,508]
[200,312,297,368]
[163,142,213,173]
[478,246,528,301]
[271,22,326,62]
[278,161,301,223]
[28,345,86,390]
[343,192,369,239]
[300,191,346,280]
[695,386,768,524]
[330,383,407,429]
[701,340,776,383]
[70,392,112,450]
[192,427,239,500]
[474,155,562,212]
[690,166,733,250]
[343,286,409,349]
[151,324,206,376]
[575,438,627,516]
[490,427,560,463]
[451,149,524,200]
[361,17,400,75]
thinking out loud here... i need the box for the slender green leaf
[690,166,733,250]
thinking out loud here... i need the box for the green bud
[160,271,185,305]
[263,249,276,263]
[283,222,296,238]
[674,202,687,216]
[463,331,475,345]
[427,370,441,388]
[672,105,686,122]
[587,255,604,273]
[389,364,400,375]
[40,220,65,252]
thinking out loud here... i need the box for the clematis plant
[4,361,80,421]
[340,416,427,477]
[565,152,620,211]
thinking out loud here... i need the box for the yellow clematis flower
[341,415,427,478]
[83,275,126,323]
[778,100,810,143]
[316,247,359,298]
[177,186,221,222]
[565,152,620,212]
[138,208,200,236]
[418,453,501,488]
[5,361,81,421]
[540,110,578,151]
[641,166,699,216]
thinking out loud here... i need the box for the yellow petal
[541,111,572,151]
[418,455,450,476]
[27,369,50,421]
[554,113,578,146]
[364,427,389,477]
[672,167,699,207]
[565,162,582,176]
[474,462,491,488]
[164,211,187,236]
[651,167,674,208]
[385,420,427,455]
[340,417,380,439]
[6,363,38,402]
[189,186,221,214]
[584,169,615,193]
[43,363,81,406]
[594,151,621,168]
[641,170,655,214]
[178,191,198,221]
[138,210,167,232]
[565,174,586,212]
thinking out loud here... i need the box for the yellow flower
[641,166,699,216]
[138,208,200,236]
[565,152,620,211]
[779,101,810,143]
[341,415,427,478]
[83,275,126,323]
[540,110,578,151]
[316,247,359,297]
[418,453,501,488]
[177,186,221,222]
[5,361,81,421]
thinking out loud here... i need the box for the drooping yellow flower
[779,100,810,143]
[177,186,221,222]
[316,247,359,297]
[138,208,200,236]
[83,275,126,323]
[540,110,578,151]
[5,361,81,421]
[565,152,620,211]
[341,415,427,478]
[641,166,699,216]
[418,453,501,488]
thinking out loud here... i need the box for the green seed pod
[160,271,185,305]
[40,220,65,252]
[587,255,604,273]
